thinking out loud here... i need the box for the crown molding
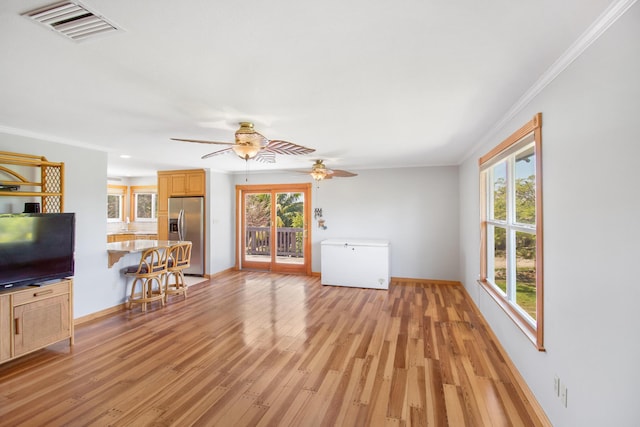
[461,0,638,164]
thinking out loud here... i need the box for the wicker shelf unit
[0,151,64,213]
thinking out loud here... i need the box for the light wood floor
[0,271,547,426]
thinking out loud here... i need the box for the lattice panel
[43,196,62,213]
[43,166,61,193]
[42,165,63,213]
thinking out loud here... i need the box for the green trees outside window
[134,193,157,221]
[486,147,537,320]
[245,193,304,229]
[107,194,122,221]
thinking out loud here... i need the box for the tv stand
[0,279,73,363]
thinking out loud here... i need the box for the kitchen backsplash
[107,221,158,234]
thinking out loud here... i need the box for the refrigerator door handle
[181,209,187,240]
[178,209,185,241]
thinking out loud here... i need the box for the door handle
[14,318,21,335]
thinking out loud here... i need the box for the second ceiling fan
[172,122,315,162]
[303,160,358,181]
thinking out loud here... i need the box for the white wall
[233,166,460,280]
[458,4,640,426]
[208,171,235,274]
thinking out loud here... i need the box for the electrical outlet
[554,375,560,396]
[560,383,568,407]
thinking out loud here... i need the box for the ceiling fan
[303,160,358,181]
[171,122,315,162]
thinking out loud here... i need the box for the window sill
[477,279,545,351]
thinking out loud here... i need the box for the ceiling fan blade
[254,151,276,163]
[171,138,233,145]
[201,147,233,159]
[329,169,358,177]
[266,140,315,155]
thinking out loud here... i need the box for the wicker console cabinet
[0,279,73,363]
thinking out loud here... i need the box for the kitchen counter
[107,239,184,268]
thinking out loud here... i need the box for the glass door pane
[244,192,271,266]
[274,192,305,269]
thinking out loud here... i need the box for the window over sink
[131,186,158,222]
[107,185,126,222]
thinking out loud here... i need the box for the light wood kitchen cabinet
[157,215,169,241]
[0,279,73,364]
[157,173,171,240]
[107,233,130,243]
[158,173,170,211]
[157,169,206,240]
[135,234,158,240]
[107,233,158,243]
[158,169,205,198]
[169,170,205,196]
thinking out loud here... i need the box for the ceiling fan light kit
[310,169,328,181]
[231,144,261,160]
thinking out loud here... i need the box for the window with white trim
[131,186,157,222]
[107,185,126,222]
[479,113,544,350]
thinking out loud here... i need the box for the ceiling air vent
[22,1,121,42]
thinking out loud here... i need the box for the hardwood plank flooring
[0,271,547,426]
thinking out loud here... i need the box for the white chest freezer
[321,239,390,289]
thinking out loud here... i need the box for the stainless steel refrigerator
[168,196,204,275]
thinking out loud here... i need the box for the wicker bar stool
[124,246,168,312]
[165,242,192,303]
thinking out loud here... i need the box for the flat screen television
[0,212,75,289]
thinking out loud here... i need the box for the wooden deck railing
[246,226,303,257]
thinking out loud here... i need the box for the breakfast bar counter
[107,239,183,268]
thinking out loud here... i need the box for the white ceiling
[0,0,616,177]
